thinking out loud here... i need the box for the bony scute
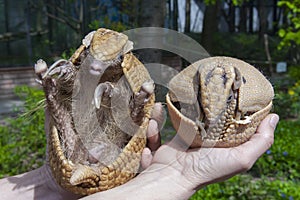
[167,56,274,148]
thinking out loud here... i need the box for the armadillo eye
[243,76,246,84]
[227,94,233,103]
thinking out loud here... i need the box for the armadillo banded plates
[35,28,155,195]
[167,56,274,148]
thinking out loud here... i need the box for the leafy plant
[251,120,300,180]
[274,91,299,119]
[89,16,128,32]
[61,47,77,60]
[204,0,244,6]
[278,0,300,49]
[0,86,46,178]
[190,175,300,200]
[274,76,300,119]
[288,65,300,81]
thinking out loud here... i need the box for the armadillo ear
[231,58,274,113]
[233,67,242,90]
[82,31,96,48]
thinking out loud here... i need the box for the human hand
[81,109,278,200]
[142,113,279,193]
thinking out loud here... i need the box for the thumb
[238,114,279,161]
[255,113,279,146]
[257,113,279,133]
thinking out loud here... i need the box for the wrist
[81,163,196,200]
[140,163,196,199]
[0,165,80,200]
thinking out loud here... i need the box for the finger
[233,114,279,167]
[151,103,165,131]
[141,148,153,169]
[147,119,161,151]
[248,114,278,155]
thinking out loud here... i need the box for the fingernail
[142,148,151,155]
[269,115,279,129]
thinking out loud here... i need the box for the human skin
[0,103,279,200]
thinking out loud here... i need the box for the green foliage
[278,0,300,49]
[210,32,288,62]
[61,47,77,59]
[273,66,300,119]
[203,0,217,5]
[191,175,300,200]
[274,88,300,119]
[0,86,46,178]
[204,0,244,6]
[191,120,300,199]
[252,120,300,180]
[287,81,300,117]
[89,16,128,32]
[288,65,300,81]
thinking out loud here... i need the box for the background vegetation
[0,0,299,199]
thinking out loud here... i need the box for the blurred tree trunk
[249,1,253,33]
[137,0,166,101]
[168,0,172,28]
[272,0,278,34]
[81,0,90,36]
[137,0,166,63]
[173,0,178,30]
[138,0,165,27]
[184,0,191,33]
[239,2,247,32]
[25,0,33,65]
[201,1,220,54]
[221,1,235,33]
[258,0,268,42]
[4,0,10,54]
[36,0,43,32]
[122,0,140,27]
[228,1,235,32]
[46,0,54,51]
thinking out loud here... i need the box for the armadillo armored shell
[166,56,274,148]
[35,28,155,195]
